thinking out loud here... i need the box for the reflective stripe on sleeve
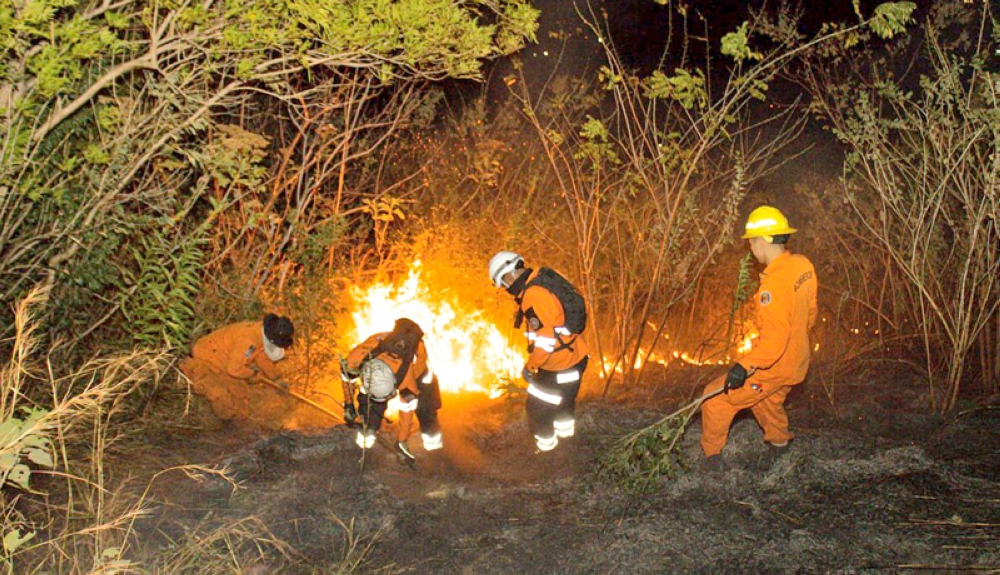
[555,370,580,384]
[399,397,419,413]
[527,384,562,405]
[553,418,576,438]
[532,336,557,352]
[554,326,571,336]
[421,368,434,384]
[422,432,443,451]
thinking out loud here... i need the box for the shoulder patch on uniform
[760,291,772,306]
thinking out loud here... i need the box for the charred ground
[120,365,1000,574]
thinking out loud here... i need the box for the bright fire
[601,331,759,375]
[349,260,522,397]
[349,261,766,393]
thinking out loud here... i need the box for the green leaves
[284,0,536,79]
[120,225,205,349]
[0,407,53,492]
[362,197,406,222]
[597,65,624,90]
[722,22,763,63]
[579,116,610,142]
[2,529,36,555]
[598,406,698,492]
[867,2,916,40]
[574,116,620,169]
[1,0,538,352]
[643,69,707,110]
[497,2,540,54]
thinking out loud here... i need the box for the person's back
[747,252,817,386]
[192,321,282,382]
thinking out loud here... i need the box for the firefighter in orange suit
[181,314,294,426]
[489,251,590,453]
[700,206,818,469]
[341,318,443,461]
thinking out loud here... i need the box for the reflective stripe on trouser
[553,418,575,438]
[699,374,796,457]
[355,430,376,449]
[525,356,588,449]
[534,433,558,451]
[415,386,442,450]
[422,431,443,451]
[527,383,562,405]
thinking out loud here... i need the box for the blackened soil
[121,369,1000,574]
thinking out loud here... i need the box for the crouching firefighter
[489,251,589,453]
[340,318,444,462]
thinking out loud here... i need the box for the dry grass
[1,287,377,574]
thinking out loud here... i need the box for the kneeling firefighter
[489,251,589,453]
[340,318,443,461]
[180,313,294,428]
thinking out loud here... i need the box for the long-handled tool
[257,377,416,471]
[256,377,345,422]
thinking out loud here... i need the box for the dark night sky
[477,0,903,207]
[506,0,897,84]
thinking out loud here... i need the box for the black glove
[339,357,360,381]
[343,402,357,423]
[724,363,748,393]
[522,366,537,383]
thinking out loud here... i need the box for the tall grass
[2,287,392,573]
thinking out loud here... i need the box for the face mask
[505,268,532,296]
[262,329,286,362]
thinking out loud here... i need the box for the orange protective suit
[521,270,589,372]
[346,333,437,443]
[701,251,818,456]
[180,321,292,429]
[516,269,590,451]
[346,333,428,399]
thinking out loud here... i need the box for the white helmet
[489,251,524,288]
[360,358,396,401]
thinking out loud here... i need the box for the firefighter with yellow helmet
[699,206,818,470]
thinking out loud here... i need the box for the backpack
[528,267,588,334]
[371,318,424,385]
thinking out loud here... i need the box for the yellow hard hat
[741,205,797,241]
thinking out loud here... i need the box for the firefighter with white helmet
[699,205,818,471]
[341,318,443,461]
[490,251,590,454]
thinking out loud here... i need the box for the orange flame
[601,328,759,373]
[349,260,522,398]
